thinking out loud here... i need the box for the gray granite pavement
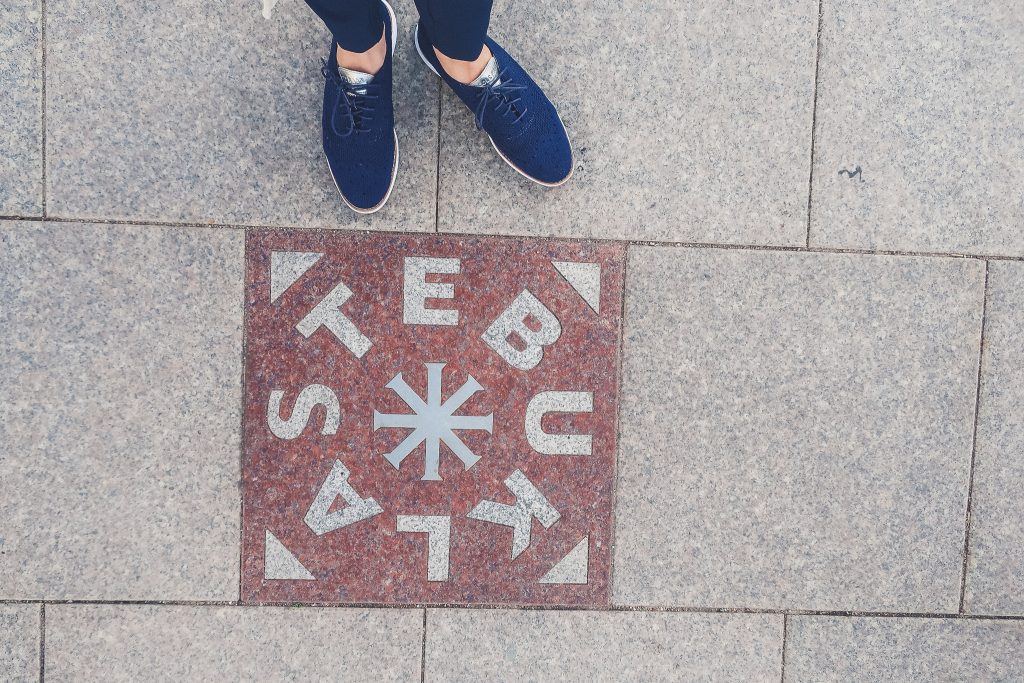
[964,262,1024,615]
[0,221,243,601]
[0,0,42,216]
[614,247,984,612]
[811,0,1024,256]
[785,616,1024,681]
[426,609,783,682]
[45,605,422,682]
[438,0,818,245]
[44,0,437,230]
[0,605,40,681]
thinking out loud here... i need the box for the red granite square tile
[241,230,624,606]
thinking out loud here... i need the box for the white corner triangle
[270,251,324,303]
[552,261,601,314]
[264,530,315,581]
[539,537,589,584]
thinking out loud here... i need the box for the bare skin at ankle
[336,30,491,85]
[336,27,387,75]
[435,45,493,85]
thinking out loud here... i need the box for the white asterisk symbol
[372,362,494,481]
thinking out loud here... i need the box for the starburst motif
[373,363,494,481]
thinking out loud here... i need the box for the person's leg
[304,0,388,74]
[304,0,382,53]
[413,0,494,82]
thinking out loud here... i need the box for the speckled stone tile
[614,247,985,611]
[0,605,40,681]
[45,604,421,682]
[436,0,817,245]
[426,608,783,681]
[242,230,624,605]
[810,1,1024,256]
[785,616,1024,681]
[45,0,437,230]
[0,0,43,216]
[964,262,1024,615]
[0,221,242,600]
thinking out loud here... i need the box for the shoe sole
[413,25,574,188]
[329,0,400,215]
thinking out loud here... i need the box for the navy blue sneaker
[414,24,573,187]
[320,0,399,213]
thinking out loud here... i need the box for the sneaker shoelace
[321,60,380,138]
[473,70,527,130]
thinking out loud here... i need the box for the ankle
[434,45,492,85]
[337,27,387,75]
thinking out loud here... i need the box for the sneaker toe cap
[495,112,573,186]
[327,144,397,212]
[340,171,393,211]
[523,142,574,185]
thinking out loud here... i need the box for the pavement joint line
[419,608,428,683]
[804,0,825,249]
[5,599,1023,621]
[779,613,788,683]
[39,0,47,218]
[236,230,252,603]
[38,603,45,683]
[606,246,631,599]
[2,213,1023,263]
[958,260,990,614]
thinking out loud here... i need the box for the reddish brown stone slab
[241,230,624,606]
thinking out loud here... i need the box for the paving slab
[426,608,782,681]
[0,221,242,600]
[810,1,1024,256]
[785,616,1024,681]
[0,0,43,216]
[965,262,1024,615]
[45,604,421,681]
[436,0,817,246]
[45,0,437,230]
[614,247,984,611]
[242,230,623,605]
[0,605,40,681]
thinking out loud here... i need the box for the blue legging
[304,0,493,61]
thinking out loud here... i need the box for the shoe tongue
[337,65,375,93]
[469,56,501,87]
